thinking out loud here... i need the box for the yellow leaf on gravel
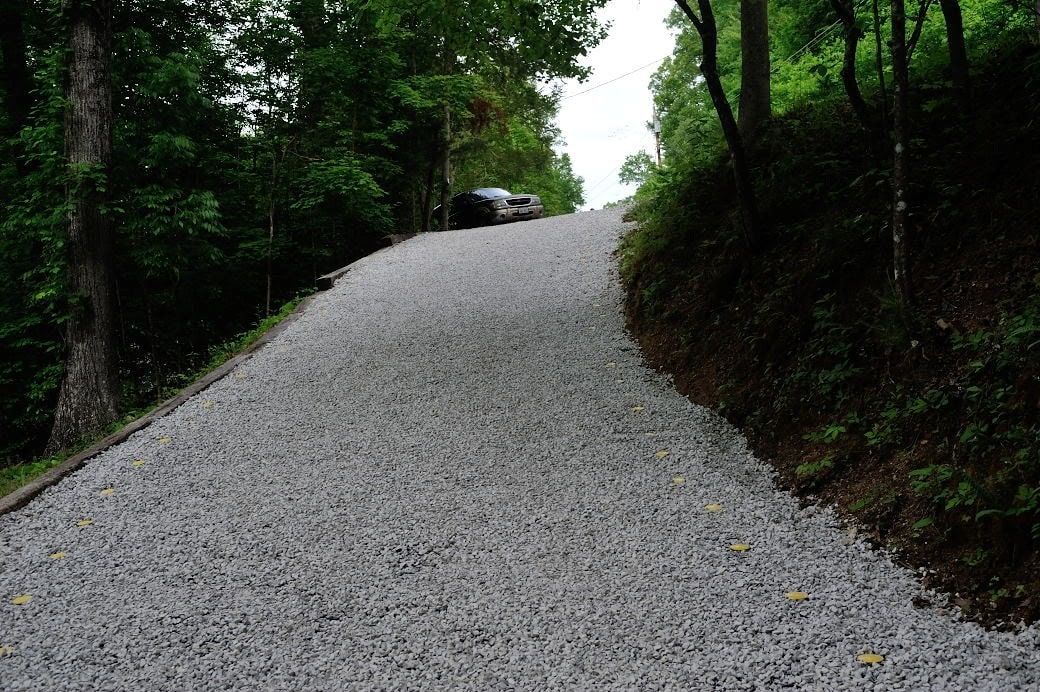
[49,552,66,560]
[99,488,114,497]
[857,653,884,664]
[202,400,214,409]
[0,645,13,656]
[705,503,723,512]
[10,594,31,606]
[76,519,93,528]
[131,459,146,468]
[655,450,669,459]
[606,362,617,368]
[158,436,172,445]
[234,372,246,380]
[630,405,644,413]
[729,543,751,552]
[672,476,686,485]
[785,591,809,601]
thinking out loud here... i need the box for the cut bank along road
[1,208,1037,691]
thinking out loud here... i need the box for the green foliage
[795,454,835,479]
[0,0,608,470]
[619,151,656,186]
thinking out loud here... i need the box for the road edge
[0,233,419,516]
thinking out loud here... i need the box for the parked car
[433,188,544,229]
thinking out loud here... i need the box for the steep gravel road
[2,208,1038,690]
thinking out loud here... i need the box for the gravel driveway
[2,208,1038,690]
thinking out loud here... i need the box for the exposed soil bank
[621,45,1040,627]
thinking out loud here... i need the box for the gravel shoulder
[1,208,1038,690]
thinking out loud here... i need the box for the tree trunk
[421,162,435,232]
[48,0,119,454]
[675,0,760,250]
[0,0,34,137]
[738,0,770,139]
[831,0,874,134]
[937,0,971,106]
[439,102,451,231]
[890,0,913,307]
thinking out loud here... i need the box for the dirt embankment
[622,46,1040,627]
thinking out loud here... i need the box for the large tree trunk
[675,0,759,250]
[0,0,34,137]
[737,0,770,138]
[937,0,971,106]
[889,0,913,307]
[48,0,120,454]
[831,0,874,134]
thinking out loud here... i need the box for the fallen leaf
[49,551,66,560]
[856,653,884,665]
[672,476,686,485]
[157,436,172,445]
[234,372,246,380]
[10,594,31,606]
[630,405,645,413]
[76,519,93,528]
[99,488,114,497]
[705,503,723,512]
[655,450,669,459]
[0,645,13,657]
[729,543,751,552]
[202,400,214,409]
[131,459,146,468]
[606,362,617,368]
[785,591,809,601]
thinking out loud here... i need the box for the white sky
[555,1,676,210]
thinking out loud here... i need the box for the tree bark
[675,0,759,250]
[831,0,874,134]
[0,0,34,137]
[890,0,913,307]
[738,0,770,139]
[421,161,435,232]
[937,0,971,106]
[48,0,120,454]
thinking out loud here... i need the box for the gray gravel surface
[2,208,1038,691]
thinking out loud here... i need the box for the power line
[562,56,670,100]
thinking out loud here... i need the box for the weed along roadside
[621,39,1040,627]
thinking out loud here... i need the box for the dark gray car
[433,188,544,229]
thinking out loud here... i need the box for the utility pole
[652,103,662,165]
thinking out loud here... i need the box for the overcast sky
[555,1,676,210]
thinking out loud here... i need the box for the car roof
[465,187,511,199]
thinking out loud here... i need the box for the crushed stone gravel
[2,208,1038,690]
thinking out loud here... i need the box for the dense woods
[0,0,603,474]
[624,0,1040,622]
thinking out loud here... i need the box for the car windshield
[472,188,511,199]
